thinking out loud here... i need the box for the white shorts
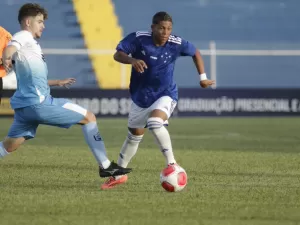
[128,96,177,128]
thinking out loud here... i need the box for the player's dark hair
[152,11,173,25]
[18,3,48,24]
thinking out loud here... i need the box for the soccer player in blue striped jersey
[0,3,132,179]
[101,11,215,189]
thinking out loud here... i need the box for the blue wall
[0,0,97,88]
[112,0,300,88]
[1,0,299,88]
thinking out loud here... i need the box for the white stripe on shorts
[62,103,87,116]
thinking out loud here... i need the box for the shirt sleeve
[180,39,197,57]
[0,27,12,52]
[8,31,32,50]
[116,32,138,55]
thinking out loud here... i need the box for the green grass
[0,117,300,225]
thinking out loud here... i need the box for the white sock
[118,131,143,168]
[0,142,9,158]
[114,132,143,180]
[82,122,111,169]
[147,117,176,166]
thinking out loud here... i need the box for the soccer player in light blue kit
[101,12,215,189]
[0,3,132,178]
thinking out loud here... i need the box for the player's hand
[2,58,13,73]
[58,78,76,89]
[200,79,215,88]
[131,59,147,73]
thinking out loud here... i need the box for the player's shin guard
[147,117,176,165]
[82,122,111,169]
[117,131,143,168]
[0,142,9,158]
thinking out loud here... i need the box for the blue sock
[82,122,111,169]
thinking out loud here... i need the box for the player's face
[29,14,45,39]
[151,21,172,45]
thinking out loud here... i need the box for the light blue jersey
[6,30,87,139]
[9,30,50,109]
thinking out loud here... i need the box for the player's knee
[128,127,145,136]
[83,111,97,123]
[147,117,164,130]
[126,130,143,143]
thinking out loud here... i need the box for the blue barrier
[1,89,300,117]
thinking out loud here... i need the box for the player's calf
[117,130,144,168]
[79,111,133,176]
[113,129,143,180]
[147,117,176,165]
[0,137,25,158]
[80,111,111,169]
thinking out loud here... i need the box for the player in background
[0,26,13,103]
[0,3,132,179]
[101,11,214,189]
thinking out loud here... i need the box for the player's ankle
[101,159,111,169]
[0,142,9,158]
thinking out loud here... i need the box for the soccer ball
[160,164,187,192]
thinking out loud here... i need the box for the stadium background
[1,0,300,116]
[1,2,300,225]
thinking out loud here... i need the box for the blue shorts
[8,96,87,140]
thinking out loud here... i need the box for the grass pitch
[0,117,300,225]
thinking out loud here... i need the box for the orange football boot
[101,175,128,190]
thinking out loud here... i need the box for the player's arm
[3,31,31,72]
[0,27,12,67]
[113,33,147,73]
[48,78,76,88]
[2,45,17,72]
[114,51,135,64]
[192,50,215,88]
[192,50,205,76]
[180,39,215,88]
[114,51,147,73]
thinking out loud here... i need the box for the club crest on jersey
[94,132,102,141]
[141,50,146,55]
[161,53,171,59]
